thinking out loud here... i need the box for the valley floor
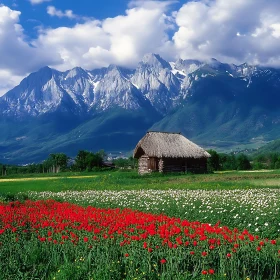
[0,170,280,279]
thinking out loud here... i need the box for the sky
[0,0,280,96]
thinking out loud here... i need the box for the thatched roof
[134,132,211,159]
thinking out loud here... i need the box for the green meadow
[1,170,280,194]
[1,170,280,279]
[1,169,280,238]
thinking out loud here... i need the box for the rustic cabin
[133,131,210,174]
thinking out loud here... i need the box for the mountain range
[1,53,280,164]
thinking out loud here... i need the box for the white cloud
[0,5,62,94]
[47,6,77,19]
[2,0,280,95]
[29,0,51,5]
[34,20,112,70]
[0,70,23,97]
[271,23,280,38]
[172,0,280,66]
[101,4,174,67]
[34,2,174,70]
[128,0,176,9]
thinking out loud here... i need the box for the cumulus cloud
[47,6,77,19]
[0,5,62,73]
[101,3,174,67]
[173,0,280,66]
[29,0,51,5]
[0,1,174,94]
[0,5,62,96]
[0,70,23,96]
[34,20,112,70]
[2,0,280,96]
[128,0,176,10]
[271,24,280,38]
[34,1,174,70]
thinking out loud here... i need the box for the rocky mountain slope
[1,53,280,163]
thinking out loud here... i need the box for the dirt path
[0,175,97,183]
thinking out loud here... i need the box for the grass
[1,170,280,238]
[1,170,280,279]
[1,170,280,195]
[1,200,279,280]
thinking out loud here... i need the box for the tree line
[252,153,280,170]
[1,149,280,176]
[207,150,280,171]
[207,150,251,172]
[0,150,108,176]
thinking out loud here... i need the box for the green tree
[207,150,220,171]
[113,158,129,168]
[236,154,251,170]
[75,150,90,171]
[44,153,68,173]
[252,154,265,170]
[113,156,137,169]
[219,153,229,170]
[275,159,280,169]
[97,150,107,161]
[74,150,105,171]
[1,164,7,176]
[223,153,237,170]
[268,153,280,169]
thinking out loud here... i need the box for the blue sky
[1,0,134,37]
[0,0,182,39]
[0,0,280,95]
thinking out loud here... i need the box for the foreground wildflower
[0,200,279,280]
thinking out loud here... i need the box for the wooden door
[148,157,158,171]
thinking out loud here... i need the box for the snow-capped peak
[0,54,272,119]
[141,53,171,70]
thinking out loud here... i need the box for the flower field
[0,200,280,279]
[26,188,280,238]
[1,171,280,279]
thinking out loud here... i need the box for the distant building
[133,131,210,174]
